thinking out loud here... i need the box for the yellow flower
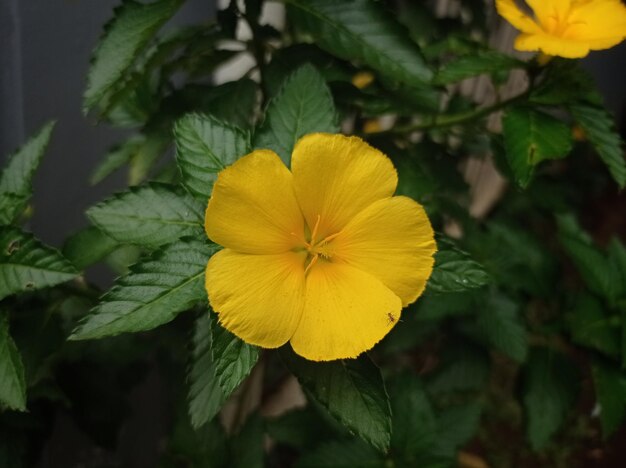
[351,71,375,89]
[204,133,436,361]
[496,0,626,58]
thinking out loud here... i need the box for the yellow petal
[291,133,397,241]
[514,32,590,57]
[496,0,542,34]
[290,262,402,361]
[206,249,306,348]
[569,0,626,43]
[332,196,436,307]
[205,149,304,254]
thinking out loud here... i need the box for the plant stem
[389,90,530,134]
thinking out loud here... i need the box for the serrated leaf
[522,348,578,451]
[62,226,119,270]
[427,249,490,293]
[87,182,205,249]
[502,107,573,187]
[84,0,183,111]
[69,240,217,340]
[477,293,528,363]
[254,64,338,164]
[591,359,626,437]
[90,137,143,185]
[0,227,77,301]
[174,114,251,200]
[567,293,619,358]
[287,0,433,86]
[297,439,385,468]
[435,51,524,85]
[389,374,437,462]
[188,314,226,429]
[0,314,27,411]
[209,314,259,398]
[0,122,55,224]
[570,103,626,188]
[557,214,612,300]
[281,348,391,452]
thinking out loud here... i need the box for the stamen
[304,253,319,275]
[310,214,321,245]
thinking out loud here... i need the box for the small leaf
[567,293,619,358]
[0,314,27,411]
[426,340,489,394]
[69,240,217,340]
[62,226,119,270]
[0,122,55,224]
[502,107,573,187]
[281,348,391,452]
[434,403,483,458]
[200,79,259,129]
[174,114,251,200]
[297,439,385,468]
[188,314,226,429]
[477,293,528,363]
[570,103,626,188]
[522,348,578,451]
[87,182,205,249]
[254,64,338,164]
[84,0,183,111]
[591,359,626,438]
[287,0,433,85]
[557,214,612,300]
[427,249,491,293]
[210,313,259,398]
[90,137,143,185]
[0,227,77,301]
[435,51,525,85]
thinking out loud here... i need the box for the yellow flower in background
[351,71,375,89]
[496,0,626,58]
[204,133,436,361]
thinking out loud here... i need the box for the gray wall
[1,0,214,249]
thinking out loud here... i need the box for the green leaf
[502,106,573,187]
[281,348,391,452]
[69,240,216,340]
[608,239,626,302]
[210,313,259,398]
[83,0,183,111]
[427,249,491,293]
[557,214,612,300]
[0,122,55,224]
[591,359,626,437]
[567,293,619,358]
[522,348,578,451]
[200,80,259,130]
[188,314,226,429]
[267,408,334,450]
[297,439,385,468]
[287,0,433,85]
[62,226,119,270]
[434,403,483,457]
[0,227,77,301]
[90,137,143,185]
[434,51,524,85]
[426,340,489,394]
[389,374,438,462]
[254,64,338,164]
[0,314,27,411]
[570,103,626,188]
[174,114,251,200]
[477,293,528,363]
[87,182,205,249]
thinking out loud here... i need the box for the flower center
[300,214,339,274]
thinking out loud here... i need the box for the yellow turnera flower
[496,0,626,58]
[204,133,436,361]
